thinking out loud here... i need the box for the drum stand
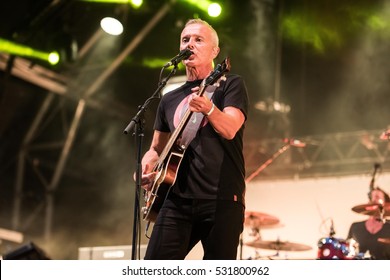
[247,250,280,260]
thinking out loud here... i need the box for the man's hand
[133,163,157,191]
[140,172,157,191]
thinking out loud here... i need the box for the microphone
[164,48,193,67]
[283,138,307,148]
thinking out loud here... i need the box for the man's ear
[213,47,220,59]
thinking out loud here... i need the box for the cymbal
[351,202,390,217]
[245,240,312,251]
[378,238,390,245]
[244,211,280,228]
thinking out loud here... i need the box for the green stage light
[367,15,388,31]
[208,3,221,17]
[282,15,341,53]
[48,52,60,65]
[182,0,222,18]
[281,3,390,53]
[0,38,60,65]
[80,0,143,8]
[130,0,143,9]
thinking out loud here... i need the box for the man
[347,188,390,259]
[139,19,249,259]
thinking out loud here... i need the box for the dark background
[1,0,389,259]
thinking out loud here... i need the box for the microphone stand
[123,64,179,260]
[245,143,291,184]
[368,163,380,199]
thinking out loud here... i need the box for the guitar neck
[155,81,208,168]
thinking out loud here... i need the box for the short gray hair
[184,18,219,47]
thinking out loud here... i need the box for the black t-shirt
[347,220,390,259]
[154,74,248,203]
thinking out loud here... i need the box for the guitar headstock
[205,57,231,87]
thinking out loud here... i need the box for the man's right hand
[133,163,157,191]
[140,172,157,191]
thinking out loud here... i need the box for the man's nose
[187,39,195,48]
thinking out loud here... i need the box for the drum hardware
[368,163,380,200]
[317,237,360,260]
[317,219,363,260]
[329,219,336,237]
[245,250,280,260]
[239,211,282,260]
[351,202,390,217]
[244,211,280,229]
[352,164,389,223]
[243,211,281,247]
[245,239,312,252]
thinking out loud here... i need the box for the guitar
[142,57,231,222]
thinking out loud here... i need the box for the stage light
[81,0,143,8]
[130,0,143,9]
[0,38,60,65]
[100,17,124,35]
[182,0,223,18]
[48,52,60,65]
[282,16,340,53]
[208,3,222,17]
[281,3,390,53]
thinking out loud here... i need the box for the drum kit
[316,126,389,260]
[317,162,390,260]
[244,201,390,260]
[317,201,390,260]
[244,130,390,260]
[242,211,313,259]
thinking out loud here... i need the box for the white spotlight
[100,17,124,36]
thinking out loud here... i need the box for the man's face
[371,189,385,204]
[180,23,218,68]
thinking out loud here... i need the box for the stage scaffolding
[244,129,390,181]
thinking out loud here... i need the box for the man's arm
[189,92,245,140]
[204,105,245,140]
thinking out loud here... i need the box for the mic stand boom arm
[123,65,178,134]
[123,65,178,260]
[245,143,291,184]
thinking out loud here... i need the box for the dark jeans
[144,192,245,260]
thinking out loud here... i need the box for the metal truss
[244,129,390,181]
[3,2,174,242]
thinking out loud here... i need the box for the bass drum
[317,237,359,260]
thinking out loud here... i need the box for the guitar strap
[177,81,220,149]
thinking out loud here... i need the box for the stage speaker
[3,242,50,260]
[78,245,147,260]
